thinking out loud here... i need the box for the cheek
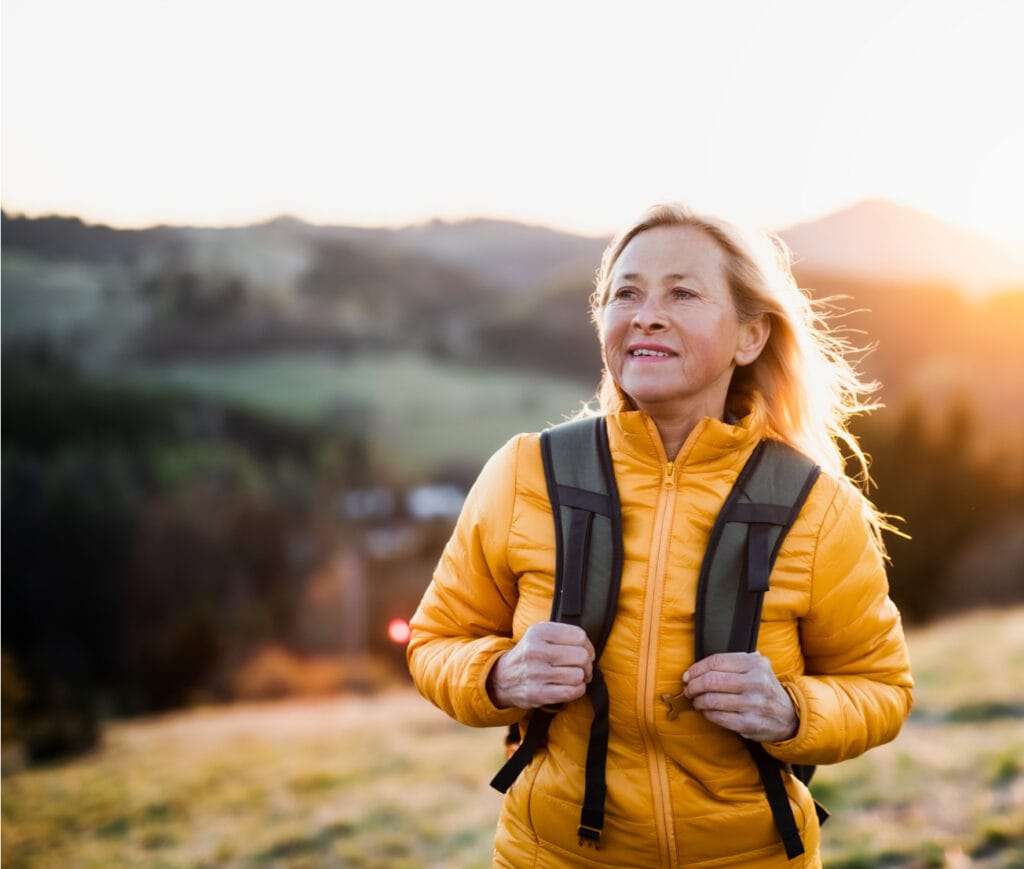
[600,308,626,345]
[599,311,624,365]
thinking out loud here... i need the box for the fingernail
[683,671,690,683]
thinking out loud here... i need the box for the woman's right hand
[487,622,595,709]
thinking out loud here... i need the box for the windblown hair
[590,203,893,546]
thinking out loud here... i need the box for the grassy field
[128,352,597,479]
[3,608,1023,868]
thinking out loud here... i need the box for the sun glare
[2,1,1022,240]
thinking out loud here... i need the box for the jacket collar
[606,398,766,472]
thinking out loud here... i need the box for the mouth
[629,347,675,358]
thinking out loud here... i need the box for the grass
[127,351,597,478]
[3,609,1023,868]
[809,607,1024,867]
[2,694,505,868]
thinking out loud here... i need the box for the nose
[632,295,667,332]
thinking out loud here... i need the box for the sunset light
[4,2,1024,865]
[2,0,1022,241]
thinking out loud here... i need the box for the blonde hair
[591,203,893,545]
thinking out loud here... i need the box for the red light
[387,618,411,645]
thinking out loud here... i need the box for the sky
[2,0,1023,240]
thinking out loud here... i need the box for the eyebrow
[618,272,696,283]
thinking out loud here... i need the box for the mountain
[384,218,608,293]
[778,199,1024,297]
[7,198,1023,300]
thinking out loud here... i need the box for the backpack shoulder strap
[695,438,821,659]
[541,416,623,656]
[693,437,821,860]
[491,415,623,846]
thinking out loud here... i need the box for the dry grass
[2,692,504,868]
[811,607,1024,868]
[3,609,1023,868]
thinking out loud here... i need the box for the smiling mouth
[630,348,674,357]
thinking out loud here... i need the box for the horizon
[4,195,1022,247]
[3,1,1023,243]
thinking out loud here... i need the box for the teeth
[631,349,671,357]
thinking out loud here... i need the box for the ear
[734,314,769,366]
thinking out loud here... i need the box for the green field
[3,608,1022,868]
[129,352,598,479]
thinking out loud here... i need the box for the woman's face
[600,224,767,423]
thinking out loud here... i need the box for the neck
[651,417,697,461]
[633,398,729,461]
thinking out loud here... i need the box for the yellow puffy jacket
[408,406,913,868]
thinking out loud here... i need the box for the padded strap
[559,508,593,624]
[694,439,822,856]
[491,416,622,847]
[543,418,623,653]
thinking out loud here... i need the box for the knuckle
[522,646,543,664]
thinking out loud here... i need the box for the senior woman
[407,204,913,867]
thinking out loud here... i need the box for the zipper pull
[664,462,676,490]
[660,684,690,720]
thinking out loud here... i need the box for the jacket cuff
[471,646,527,727]
[763,677,809,756]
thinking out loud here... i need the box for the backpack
[490,416,825,859]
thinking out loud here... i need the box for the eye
[672,287,696,300]
[613,286,639,301]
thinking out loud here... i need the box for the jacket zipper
[636,458,679,865]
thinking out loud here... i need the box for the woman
[407,204,913,867]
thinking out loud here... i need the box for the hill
[779,198,1024,298]
[4,202,1024,460]
[2,607,1022,867]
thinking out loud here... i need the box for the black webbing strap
[577,667,610,843]
[746,740,805,859]
[490,709,555,792]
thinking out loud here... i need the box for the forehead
[613,224,727,282]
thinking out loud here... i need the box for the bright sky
[2,0,1022,240]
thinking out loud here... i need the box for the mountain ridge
[777,198,1024,297]
[5,197,1022,297]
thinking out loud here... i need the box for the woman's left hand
[683,652,798,743]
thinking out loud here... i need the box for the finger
[684,669,750,699]
[528,621,591,648]
[546,643,593,670]
[684,652,759,682]
[690,690,756,715]
[533,681,588,706]
[543,664,588,687]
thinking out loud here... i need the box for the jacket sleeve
[765,478,914,765]
[406,435,528,729]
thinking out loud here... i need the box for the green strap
[695,439,821,658]
[543,417,623,653]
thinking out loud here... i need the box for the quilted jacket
[408,404,913,867]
